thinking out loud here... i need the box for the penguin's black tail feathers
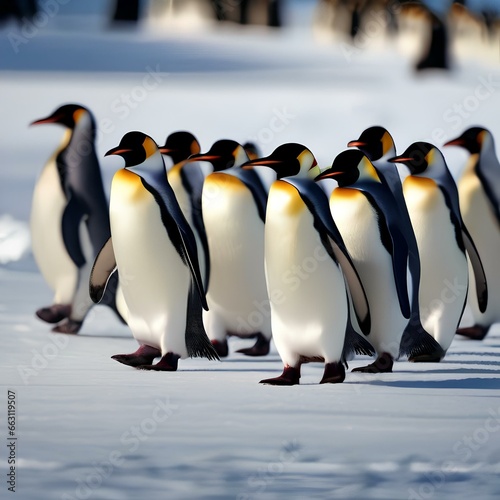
[342,320,375,366]
[185,283,220,361]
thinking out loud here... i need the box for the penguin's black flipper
[89,237,117,303]
[286,178,371,336]
[139,173,208,311]
[185,283,219,361]
[98,272,127,324]
[61,191,86,268]
[461,224,488,313]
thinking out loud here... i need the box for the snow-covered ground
[1,3,500,499]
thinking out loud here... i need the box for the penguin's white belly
[330,188,407,356]
[202,173,270,336]
[30,158,77,304]
[265,182,347,366]
[459,172,500,325]
[110,170,190,357]
[404,178,467,350]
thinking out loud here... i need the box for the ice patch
[0,215,30,264]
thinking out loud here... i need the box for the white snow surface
[2,6,500,500]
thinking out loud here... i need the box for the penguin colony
[31,103,497,385]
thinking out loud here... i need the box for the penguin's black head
[242,141,262,161]
[185,139,248,171]
[31,104,95,130]
[241,143,318,179]
[388,142,436,175]
[316,150,379,186]
[347,126,396,162]
[444,127,490,154]
[159,131,201,164]
[105,131,159,168]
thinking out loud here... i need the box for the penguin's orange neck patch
[113,169,145,201]
[404,176,437,190]
[332,187,363,200]
[205,172,246,191]
[270,180,304,215]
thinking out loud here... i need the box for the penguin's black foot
[456,324,490,341]
[36,304,71,324]
[320,362,346,384]
[260,366,300,386]
[137,353,180,372]
[352,352,393,373]
[211,339,229,358]
[236,333,270,357]
[409,351,444,363]
[112,345,161,367]
[51,319,82,334]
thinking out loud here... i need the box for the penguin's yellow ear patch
[191,140,201,155]
[73,109,85,123]
[382,132,392,155]
[362,157,380,182]
[143,137,157,158]
[298,150,314,169]
[425,148,435,166]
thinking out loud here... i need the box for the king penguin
[445,127,500,340]
[158,130,201,172]
[389,142,488,357]
[316,150,412,372]
[171,139,250,295]
[90,131,218,370]
[186,140,286,358]
[259,168,372,385]
[30,104,124,333]
[348,126,441,361]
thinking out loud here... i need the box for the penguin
[242,141,262,161]
[348,126,441,361]
[444,127,500,339]
[259,173,372,385]
[169,139,250,295]
[389,142,488,356]
[184,140,281,358]
[316,150,412,372]
[158,130,201,172]
[30,104,124,334]
[90,131,219,370]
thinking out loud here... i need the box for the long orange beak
[443,138,465,147]
[30,115,63,126]
[347,140,367,148]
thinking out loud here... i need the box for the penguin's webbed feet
[456,324,490,341]
[52,319,82,334]
[236,333,270,357]
[211,339,229,358]
[319,362,345,384]
[260,365,300,386]
[352,352,393,373]
[112,345,161,367]
[137,353,180,372]
[36,304,71,324]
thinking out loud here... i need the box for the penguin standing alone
[30,104,124,333]
[316,150,411,372]
[390,142,488,356]
[445,127,500,340]
[90,131,218,370]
